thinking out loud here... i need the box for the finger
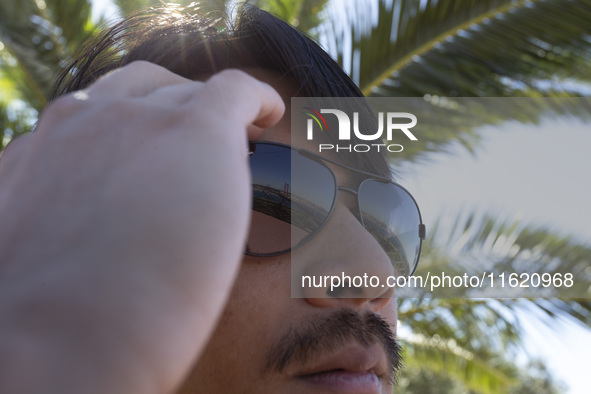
[201,69,285,139]
[143,80,205,106]
[86,60,192,98]
[249,79,286,130]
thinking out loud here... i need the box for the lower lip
[299,370,381,393]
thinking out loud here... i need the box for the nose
[291,202,395,312]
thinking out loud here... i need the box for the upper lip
[291,343,388,379]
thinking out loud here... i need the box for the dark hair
[50,4,390,177]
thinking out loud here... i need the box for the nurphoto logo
[304,107,418,153]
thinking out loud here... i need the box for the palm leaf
[321,0,591,97]
[316,0,591,162]
[399,298,522,356]
[414,211,591,302]
[438,212,588,292]
[394,212,590,391]
[43,0,94,50]
[0,101,35,150]
[0,0,93,109]
[367,95,591,163]
[247,0,330,33]
[113,0,229,18]
[400,331,517,393]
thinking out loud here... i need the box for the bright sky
[89,1,591,392]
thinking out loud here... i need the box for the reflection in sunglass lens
[289,151,336,248]
[247,144,336,255]
[358,180,421,276]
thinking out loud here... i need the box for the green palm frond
[416,212,591,302]
[397,296,581,392]
[370,96,591,163]
[0,101,35,151]
[247,0,329,32]
[43,0,93,50]
[430,212,590,287]
[317,0,591,163]
[0,55,37,148]
[0,0,93,109]
[397,211,590,391]
[320,0,591,97]
[524,298,591,327]
[400,332,517,394]
[399,298,521,355]
[114,0,229,17]
[399,353,563,393]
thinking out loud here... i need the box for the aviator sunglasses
[246,141,426,276]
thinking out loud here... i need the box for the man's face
[178,70,400,394]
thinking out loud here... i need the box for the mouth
[292,344,388,393]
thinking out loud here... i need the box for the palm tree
[1,0,590,392]
[0,0,94,148]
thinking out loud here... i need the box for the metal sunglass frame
[246,141,426,275]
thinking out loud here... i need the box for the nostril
[326,284,364,298]
[326,286,344,297]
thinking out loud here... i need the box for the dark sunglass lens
[248,144,293,254]
[358,180,421,276]
[290,151,336,249]
[247,144,336,255]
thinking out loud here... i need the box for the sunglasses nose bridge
[336,185,358,196]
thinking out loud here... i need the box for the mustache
[264,309,403,385]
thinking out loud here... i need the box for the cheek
[365,297,398,341]
[223,257,292,336]
[383,300,398,336]
[191,257,294,378]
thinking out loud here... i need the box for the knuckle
[203,69,258,107]
[209,68,254,86]
[123,60,156,72]
[41,93,86,123]
[94,61,158,86]
[120,60,172,80]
